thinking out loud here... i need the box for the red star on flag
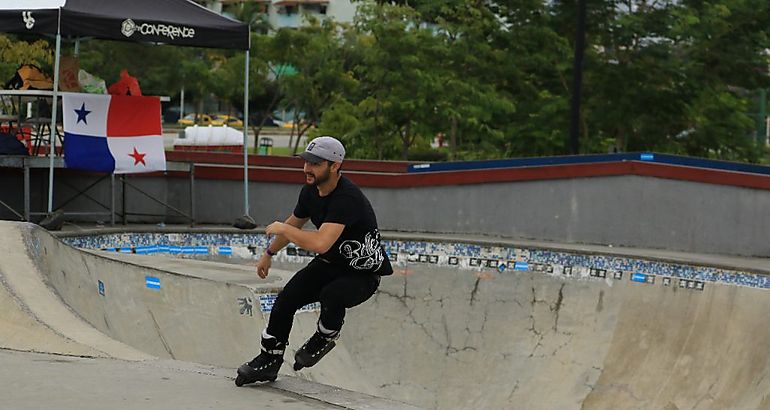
[128,147,147,166]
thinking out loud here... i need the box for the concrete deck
[0,349,338,410]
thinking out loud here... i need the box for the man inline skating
[236,136,393,385]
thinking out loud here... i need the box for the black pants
[266,258,380,343]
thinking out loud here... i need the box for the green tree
[349,4,453,160]
[489,1,575,157]
[0,34,53,85]
[240,33,297,144]
[13,1,764,163]
[348,1,565,160]
[576,0,690,153]
[224,1,272,34]
[552,0,770,161]
[78,41,190,96]
[271,19,360,154]
[429,1,516,159]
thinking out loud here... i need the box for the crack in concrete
[596,290,605,313]
[528,334,544,358]
[530,286,548,305]
[527,285,554,352]
[378,272,586,398]
[379,380,404,389]
[526,284,577,358]
[550,333,574,357]
[479,304,491,334]
[147,310,175,359]
[550,283,565,332]
[470,277,481,306]
[506,379,520,402]
[690,381,718,409]
[583,368,602,393]
[376,287,415,311]
[380,278,501,361]
[528,286,544,357]
[376,288,444,349]
[441,300,452,355]
[592,383,646,403]
[446,346,478,356]
[581,366,603,400]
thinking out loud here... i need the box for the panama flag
[63,93,166,174]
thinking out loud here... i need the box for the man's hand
[265,221,289,236]
[256,253,272,279]
[264,219,343,255]
[256,216,308,278]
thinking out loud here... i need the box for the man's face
[303,160,333,186]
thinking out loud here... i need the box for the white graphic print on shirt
[338,230,384,271]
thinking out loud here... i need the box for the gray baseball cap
[298,136,346,164]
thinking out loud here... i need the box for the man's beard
[306,167,331,187]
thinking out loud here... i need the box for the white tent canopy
[0,1,66,10]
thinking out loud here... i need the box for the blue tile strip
[61,232,770,312]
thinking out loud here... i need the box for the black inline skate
[293,329,339,371]
[235,333,286,386]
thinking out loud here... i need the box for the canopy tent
[0,0,249,50]
[0,0,253,221]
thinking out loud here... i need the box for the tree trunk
[255,92,283,150]
[295,121,314,154]
[291,109,301,155]
[375,102,383,160]
[450,117,458,160]
[401,123,412,160]
[196,100,204,124]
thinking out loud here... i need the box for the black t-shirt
[293,176,393,276]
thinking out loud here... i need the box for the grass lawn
[250,146,296,156]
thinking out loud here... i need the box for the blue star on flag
[74,102,91,125]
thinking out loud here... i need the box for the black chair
[0,94,19,132]
[0,94,35,154]
[20,97,63,156]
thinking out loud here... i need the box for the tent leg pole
[122,175,126,225]
[243,48,250,217]
[24,157,30,221]
[110,173,115,226]
[190,163,195,227]
[48,15,62,214]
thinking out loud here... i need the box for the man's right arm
[257,214,308,279]
[264,214,309,255]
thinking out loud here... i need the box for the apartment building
[199,0,358,29]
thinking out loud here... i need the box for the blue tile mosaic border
[61,231,770,312]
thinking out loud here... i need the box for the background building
[197,0,358,29]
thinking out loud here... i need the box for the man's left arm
[265,221,344,254]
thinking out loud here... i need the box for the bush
[407,148,448,162]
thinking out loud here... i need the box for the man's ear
[331,161,342,173]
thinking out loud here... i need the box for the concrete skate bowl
[4,222,770,410]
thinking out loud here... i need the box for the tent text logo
[121,19,136,37]
[22,11,35,29]
[121,19,195,40]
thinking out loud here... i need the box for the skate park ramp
[349,265,770,409]
[0,221,419,410]
[3,221,770,409]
